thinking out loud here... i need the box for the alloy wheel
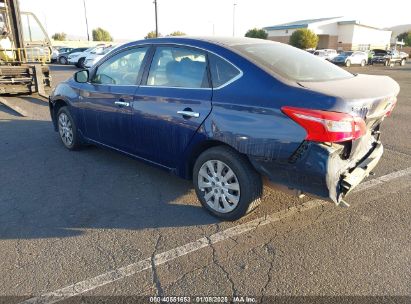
[58,113,73,146]
[197,160,240,213]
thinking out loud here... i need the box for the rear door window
[208,53,241,88]
[147,46,209,88]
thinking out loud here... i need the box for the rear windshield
[233,42,353,82]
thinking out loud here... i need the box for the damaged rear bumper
[340,141,383,196]
[250,137,384,204]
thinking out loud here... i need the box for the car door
[79,46,150,152]
[131,45,212,168]
[353,52,362,64]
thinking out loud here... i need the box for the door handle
[114,100,130,107]
[177,110,200,118]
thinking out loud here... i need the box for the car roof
[121,36,277,50]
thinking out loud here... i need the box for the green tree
[169,31,186,36]
[244,28,268,39]
[289,29,319,49]
[51,32,67,41]
[92,28,113,41]
[145,31,162,39]
[397,31,411,46]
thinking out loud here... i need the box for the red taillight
[281,106,366,143]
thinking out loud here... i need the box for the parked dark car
[372,49,407,66]
[49,37,399,220]
[57,47,88,65]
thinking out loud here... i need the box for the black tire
[345,60,351,67]
[76,57,85,68]
[193,146,262,221]
[59,56,67,65]
[56,107,81,150]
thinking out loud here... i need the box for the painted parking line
[20,166,411,304]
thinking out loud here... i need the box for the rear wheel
[59,56,67,65]
[193,146,262,221]
[57,107,81,150]
[345,60,351,67]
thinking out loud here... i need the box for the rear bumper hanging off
[340,142,383,196]
[250,137,384,204]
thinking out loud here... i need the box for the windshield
[233,42,353,82]
[339,52,353,56]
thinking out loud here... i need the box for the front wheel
[57,107,81,150]
[345,60,351,67]
[193,146,262,221]
[76,57,85,68]
[59,56,67,65]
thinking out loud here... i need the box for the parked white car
[314,49,338,61]
[84,46,115,68]
[323,49,338,60]
[331,51,368,67]
[68,45,106,68]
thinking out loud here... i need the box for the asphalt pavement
[0,63,410,303]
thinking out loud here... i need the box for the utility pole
[154,0,158,37]
[82,0,90,41]
[232,3,237,37]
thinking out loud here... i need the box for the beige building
[263,17,392,51]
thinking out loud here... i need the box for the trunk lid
[298,74,400,161]
[298,74,399,127]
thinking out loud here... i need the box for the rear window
[209,53,241,88]
[233,42,353,82]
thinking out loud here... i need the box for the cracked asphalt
[0,63,410,303]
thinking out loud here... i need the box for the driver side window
[91,47,148,85]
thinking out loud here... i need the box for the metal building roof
[263,17,342,31]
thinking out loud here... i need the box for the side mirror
[74,70,89,83]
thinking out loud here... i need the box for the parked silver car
[331,51,368,67]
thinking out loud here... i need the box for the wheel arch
[183,139,234,180]
[51,99,69,131]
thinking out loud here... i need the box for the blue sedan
[49,37,399,220]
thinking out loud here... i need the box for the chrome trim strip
[88,41,244,90]
[139,85,211,90]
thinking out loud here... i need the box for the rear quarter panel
[179,43,340,177]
